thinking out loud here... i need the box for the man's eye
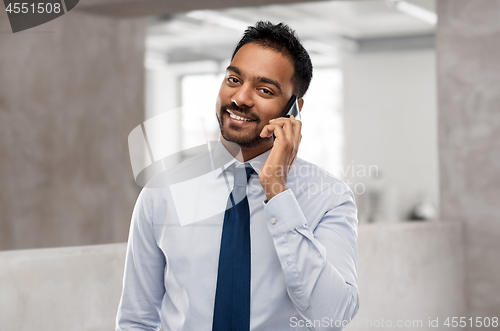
[228,77,239,84]
[261,88,273,95]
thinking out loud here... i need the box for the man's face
[216,42,295,148]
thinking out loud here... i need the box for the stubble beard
[217,104,272,148]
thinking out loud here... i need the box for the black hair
[231,21,313,98]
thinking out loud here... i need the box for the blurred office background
[143,0,438,225]
[0,0,499,330]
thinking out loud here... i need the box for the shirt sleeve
[116,188,166,331]
[264,187,359,330]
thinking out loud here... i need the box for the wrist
[260,179,287,201]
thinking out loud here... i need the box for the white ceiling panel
[146,0,436,65]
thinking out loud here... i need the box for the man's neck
[220,136,273,162]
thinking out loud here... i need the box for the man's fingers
[282,119,294,143]
[260,124,274,138]
[260,121,289,138]
[262,118,300,140]
[270,125,286,142]
[261,117,302,165]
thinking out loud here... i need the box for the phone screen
[279,95,301,120]
[272,95,301,141]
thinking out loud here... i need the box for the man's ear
[298,98,304,111]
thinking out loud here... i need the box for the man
[116,21,359,331]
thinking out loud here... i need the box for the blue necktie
[212,165,255,331]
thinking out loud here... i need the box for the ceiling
[146,0,436,67]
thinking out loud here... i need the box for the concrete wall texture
[437,0,500,321]
[0,11,145,250]
[353,222,465,331]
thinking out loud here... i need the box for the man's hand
[259,115,302,201]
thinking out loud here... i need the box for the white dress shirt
[116,141,359,331]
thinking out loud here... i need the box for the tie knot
[245,165,255,182]
[233,165,255,187]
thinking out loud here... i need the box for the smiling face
[216,42,295,153]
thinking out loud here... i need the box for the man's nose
[231,85,254,109]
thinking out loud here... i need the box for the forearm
[116,189,166,331]
[265,189,359,330]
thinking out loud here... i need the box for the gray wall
[354,222,465,330]
[437,0,500,322]
[343,49,439,223]
[0,243,126,331]
[0,11,145,250]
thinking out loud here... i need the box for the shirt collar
[210,139,272,178]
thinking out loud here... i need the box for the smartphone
[272,95,301,141]
[279,95,301,120]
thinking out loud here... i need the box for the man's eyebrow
[257,77,282,93]
[226,66,241,75]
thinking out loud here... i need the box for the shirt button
[270,218,277,224]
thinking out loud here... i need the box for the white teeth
[228,110,253,121]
